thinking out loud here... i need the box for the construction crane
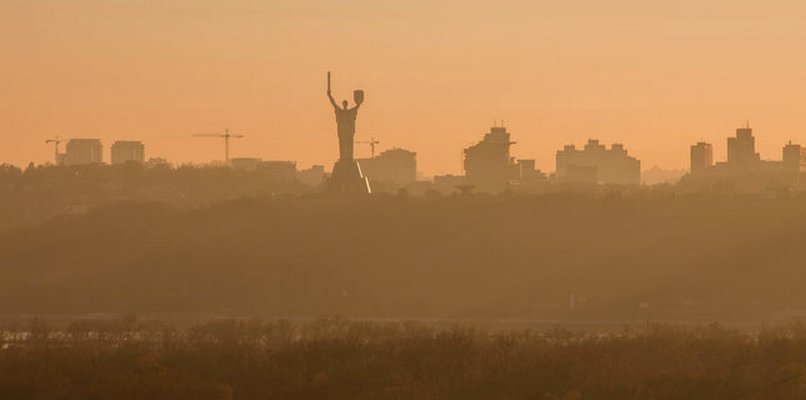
[45,137,64,165]
[357,137,380,158]
[192,129,244,165]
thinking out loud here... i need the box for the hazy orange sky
[2,0,806,175]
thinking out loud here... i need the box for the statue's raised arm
[327,72,341,110]
[327,90,339,110]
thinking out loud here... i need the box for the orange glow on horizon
[3,0,806,175]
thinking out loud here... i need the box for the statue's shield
[354,90,364,104]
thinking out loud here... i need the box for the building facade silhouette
[357,148,417,186]
[556,139,640,185]
[682,126,806,194]
[782,143,806,173]
[261,161,297,183]
[690,142,714,174]
[110,141,145,165]
[727,127,760,168]
[64,139,103,166]
[298,165,326,186]
[463,126,516,192]
[516,159,543,181]
[230,157,263,171]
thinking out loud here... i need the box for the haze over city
[4,0,806,174]
[7,2,806,399]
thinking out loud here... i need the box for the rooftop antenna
[192,129,245,165]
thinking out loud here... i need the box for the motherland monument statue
[326,71,371,194]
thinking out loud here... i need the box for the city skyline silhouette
[6,2,806,398]
[4,1,806,175]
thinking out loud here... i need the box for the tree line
[1,317,806,399]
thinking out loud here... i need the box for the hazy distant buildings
[556,139,640,185]
[682,125,806,194]
[690,142,714,174]
[145,157,170,167]
[298,165,326,186]
[441,125,548,192]
[562,163,598,184]
[230,157,263,172]
[516,159,544,181]
[432,174,467,193]
[727,127,760,168]
[358,148,417,186]
[64,139,103,166]
[689,126,763,175]
[260,161,297,183]
[781,143,806,173]
[691,126,796,175]
[230,158,298,182]
[510,159,548,191]
[463,126,516,191]
[110,141,145,165]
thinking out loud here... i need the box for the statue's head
[342,100,349,109]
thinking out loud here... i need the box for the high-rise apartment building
[64,139,103,165]
[782,142,806,173]
[727,127,760,168]
[690,142,714,174]
[110,141,145,165]
[463,126,516,192]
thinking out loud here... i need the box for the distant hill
[642,166,687,185]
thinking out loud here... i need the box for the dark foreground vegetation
[2,318,806,399]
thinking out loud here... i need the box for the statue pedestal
[327,159,372,195]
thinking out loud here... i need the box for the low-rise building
[357,148,417,186]
[298,165,326,186]
[260,161,297,183]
